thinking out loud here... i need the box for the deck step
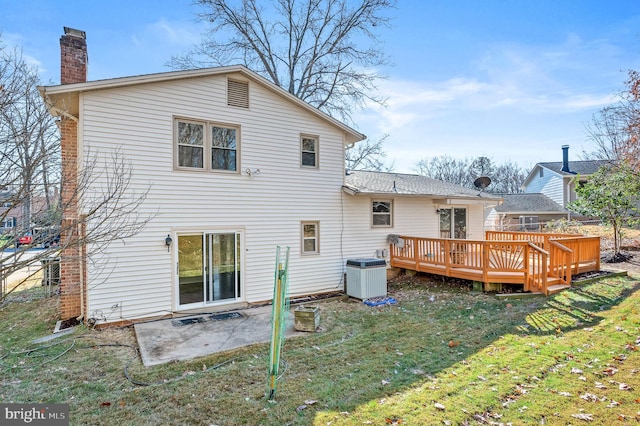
[547,284,571,295]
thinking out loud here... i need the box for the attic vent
[227,79,249,108]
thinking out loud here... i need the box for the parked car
[42,229,60,248]
[16,231,33,247]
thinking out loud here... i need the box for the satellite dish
[474,176,492,190]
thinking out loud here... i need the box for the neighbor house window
[539,168,544,178]
[301,135,318,168]
[372,200,392,227]
[176,119,239,172]
[1,217,14,228]
[301,222,319,254]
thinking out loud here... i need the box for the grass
[0,275,639,425]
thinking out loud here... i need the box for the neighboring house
[39,28,499,326]
[0,190,59,237]
[485,145,610,230]
[522,145,610,209]
[484,193,568,231]
[0,191,18,234]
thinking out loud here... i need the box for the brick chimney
[561,145,570,172]
[59,27,87,322]
[60,27,88,84]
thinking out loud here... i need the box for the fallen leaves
[571,413,594,421]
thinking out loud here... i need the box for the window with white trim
[1,217,15,228]
[372,200,392,227]
[175,119,239,172]
[301,221,319,254]
[301,135,318,168]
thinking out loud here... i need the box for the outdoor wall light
[165,234,172,252]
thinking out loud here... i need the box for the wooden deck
[389,231,601,295]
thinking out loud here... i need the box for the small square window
[301,136,318,168]
[372,200,392,227]
[301,222,319,254]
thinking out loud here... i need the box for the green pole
[267,246,289,400]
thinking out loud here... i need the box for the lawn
[1,274,639,425]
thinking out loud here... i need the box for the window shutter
[227,79,249,108]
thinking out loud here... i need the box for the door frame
[173,228,245,311]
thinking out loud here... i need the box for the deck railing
[390,231,600,295]
[485,230,580,250]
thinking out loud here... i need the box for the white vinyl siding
[524,167,564,207]
[340,195,486,261]
[79,73,350,323]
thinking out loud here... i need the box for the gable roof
[538,160,611,176]
[38,65,366,145]
[343,170,502,202]
[523,159,612,188]
[493,193,567,214]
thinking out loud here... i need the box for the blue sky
[2,0,640,172]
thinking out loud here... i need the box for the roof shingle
[344,170,501,200]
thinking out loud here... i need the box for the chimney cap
[561,144,569,149]
[63,27,86,39]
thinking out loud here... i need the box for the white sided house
[41,28,366,325]
[523,145,610,209]
[40,28,499,326]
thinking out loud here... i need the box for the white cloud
[141,18,202,47]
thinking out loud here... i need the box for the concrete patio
[134,305,307,366]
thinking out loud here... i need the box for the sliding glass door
[177,232,241,308]
[439,208,467,239]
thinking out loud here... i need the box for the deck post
[444,239,450,275]
[482,242,489,284]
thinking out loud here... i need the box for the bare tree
[0,45,59,241]
[414,155,526,193]
[582,70,640,171]
[169,0,394,123]
[490,161,527,194]
[345,134,393,171]
[0,39,153,302]
[414,155,472,187]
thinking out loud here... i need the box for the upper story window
[175,119,239,172]
[301,135,318,168]
[1,217,15,228]
[211,126,238,171]
[539,168,544,178]
[177,121,204,168]
[372,200,392,227]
